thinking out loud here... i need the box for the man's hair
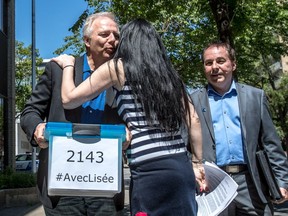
[201,41,236,62]
[82,12,118,38]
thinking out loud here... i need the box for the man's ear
[83,36,90,48]
[232,61,237,71]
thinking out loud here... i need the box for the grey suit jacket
[20,56,124,209]
[190,82,288,203]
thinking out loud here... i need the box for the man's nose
[108,33,117,42]
[212,61,218,69]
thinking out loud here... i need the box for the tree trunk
[209,0,234,47]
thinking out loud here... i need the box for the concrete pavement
[1,166,288,215]
[1,194,288,216]
[0,167,131,216]
[0,190,131,216]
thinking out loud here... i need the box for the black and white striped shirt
[115,84,187,164]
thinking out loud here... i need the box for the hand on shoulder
[51,54,75,69]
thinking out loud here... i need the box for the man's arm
[20,63,53,147]
[261,91,288,201]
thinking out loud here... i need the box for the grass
[0,167,37,189]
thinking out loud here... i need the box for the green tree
[15,41,43,113]
[55,0,288,82]
[209,0,288,150]
[53,0,288,148]
[264,75,288,152]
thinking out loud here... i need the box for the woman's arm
[187,102,202,162]
[51,54,124,109]
[186,102,208,192]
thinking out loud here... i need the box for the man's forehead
[206,45,225,52]
[204,46,229,58]
[94,21,119,33]
[93,17,117,26]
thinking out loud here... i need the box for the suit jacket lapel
[236,83,247,143]
[75,56,84,86]
[198,88,215,142]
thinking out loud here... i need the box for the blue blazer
[190,82,288,203]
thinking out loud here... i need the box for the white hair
[82,12,118,38]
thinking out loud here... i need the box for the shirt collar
[208,80,237,97]
[83,53,91,73]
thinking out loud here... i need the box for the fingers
[193,163,209,193]
[122,127,132,150]
[51,54,75,68]
[34,123,48,149]
[279,188,288,202]
[37,141,49,149]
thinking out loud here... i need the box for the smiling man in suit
[190,41,288,215]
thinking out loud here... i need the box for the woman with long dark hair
[52,18,203,216]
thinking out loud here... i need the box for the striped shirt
[115,83,187,164]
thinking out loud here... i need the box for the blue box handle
[72,124,100,136]
[44,122,126,141]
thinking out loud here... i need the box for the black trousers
[219,170,273,216]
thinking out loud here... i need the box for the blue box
[44,122,126,197]
[45,122,126,141]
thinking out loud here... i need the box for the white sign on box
[48,136,122,197]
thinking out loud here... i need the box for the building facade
[0,0,15,170]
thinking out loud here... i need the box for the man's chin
[210,78,223,83]
[105,49,115,55]
[104,52,115,59]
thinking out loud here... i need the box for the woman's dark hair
[113,18,190,132]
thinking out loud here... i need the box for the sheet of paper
[196,161,238,216]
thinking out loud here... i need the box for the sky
[16,0,88,59]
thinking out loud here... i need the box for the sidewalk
[1,165,288,216]
[0,190,131,216]
[0,167,131,216]
[1,196,287,216]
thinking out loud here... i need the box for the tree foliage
[15,41,43,113]
[50,0,288,148]
[264,74,288,151]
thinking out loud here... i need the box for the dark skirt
[129,152,197,216]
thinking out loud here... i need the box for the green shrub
[0,167,37,189]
